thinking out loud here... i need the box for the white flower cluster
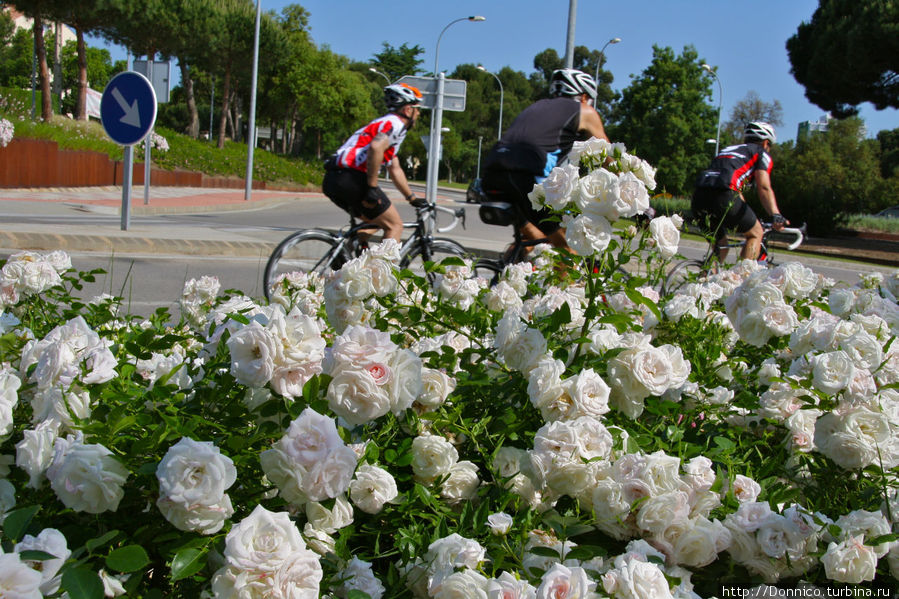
[528,137,656,256]
[261,407,358,507]
[156,437,236,534]
[323,324,422,427]
[324,239,401,332]
[211,504,323,598]
[0,250,69,307]
[268,270,325,315]
[431,258,487,310]
[0,117,13,148]
[149,131,169,151]
[45,433,129,513]
[411,433,479,505]
[0,528,72,596]
[180,274,221,329]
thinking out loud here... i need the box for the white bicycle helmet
[744,121,777,143]
[549,68,597,100]
[384,83,422,110]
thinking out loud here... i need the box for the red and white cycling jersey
[695,142,773,192]
[333,113,408,173]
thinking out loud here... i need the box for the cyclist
[481,68,610,251]
[692,121,789,262]
[323,83,426,242]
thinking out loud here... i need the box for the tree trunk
[75,28,88,120]
[33,12,52,121]
[217,64,231,149]
[179,60,199,138]
[52,22,62,101]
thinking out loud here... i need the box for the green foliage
[787,0,899,117]
[371,42,424,81]
[774,117,894,234]
[610,45,716,196]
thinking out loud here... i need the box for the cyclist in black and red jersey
[481,68,610,251]
[692,121,789,261]
[323,83,426,242]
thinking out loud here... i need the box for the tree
[58,40,120,115]
[786,0,899,117]
[775,117,892,233]
[877,127,899,178]
[0,26,34,89]
[530,45,616,115]
[7,0,53,120]
[721,91,784,146]
[609,45,716,196]
[371,42,423,81]
[43,0,105,120]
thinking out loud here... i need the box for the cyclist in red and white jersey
[692,121,789,261]
[323,83,425,241]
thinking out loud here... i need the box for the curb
[0,231,275,257]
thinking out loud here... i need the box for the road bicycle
[662,221,807,296]
[473,201,550,279]
[263,201,468,301]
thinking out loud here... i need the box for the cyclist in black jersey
[692,121,789,261]
[481,68,609,252]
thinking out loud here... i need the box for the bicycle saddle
[479,202,518,227]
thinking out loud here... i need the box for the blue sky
[93,0,898,141]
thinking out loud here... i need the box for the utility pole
[563,0,577,68]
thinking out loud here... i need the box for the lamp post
[244,0,261,201]
[702,63,722,156]
[592,37,620,109]
[426,15,485,206]
[477,65,503,140]
[368,67,390,85]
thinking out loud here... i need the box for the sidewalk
[0,185,897,267]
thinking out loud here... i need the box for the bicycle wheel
[401,238,470,277]
[662,260,707,296]
[264,230,343,300]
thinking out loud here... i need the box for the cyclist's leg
[728,201,762,261]
[361,201,403,242]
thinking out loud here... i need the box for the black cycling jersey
[695,143,772,192]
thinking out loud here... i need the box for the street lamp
[434,16,485,76]
[592,37,620,109]
[368,67,390,85]
[477,65,504,140]
[702,63,722,155]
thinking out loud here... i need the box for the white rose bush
[1,140,898,597]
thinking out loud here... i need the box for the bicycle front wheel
[662,259,707,297]
[264,230,342,300]
[401,238,469,277]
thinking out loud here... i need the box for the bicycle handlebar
[411,202,465,233]
[762,222,806,251]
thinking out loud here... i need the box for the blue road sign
[100,71,157,146]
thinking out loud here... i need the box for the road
[0,190,892,318]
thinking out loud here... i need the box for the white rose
[387,348,423,414]
[280,407,344,467]
[617,171,651,218]
[227,321,279,387]
[14,528,70,595]
[303,445,358,502]
[564,213,613,256]
[224,504,307,573]
[441,460,480,504]
[636,491,690,535]
[731,475,761,503]
[769,262,818,299]
[649,216,681,259]
[487,512,513,535]
[426,533,486,572]
[495,316,547,374]
[536,563,596,599]
[0,552,43,599]
[156,496,234,536]
[602,558,673,599]
[672,517,730,568]
[15,420,59,489]
[815,408,889,469]
[820,535,877,584]
[540,164,580,210]
[46,436,128,514]
[156,437,236,508]
[327,364,392,427]
[412,434,458,484]
[727,501,776,533]
[485,280,524,312]
[337,557,385,599]
[487,571,537,599]
[305,494,354,533]
[0,364,20,437]
[431,569,489,599]
[349,464,398,514]
[417,367,455,410]
[270,548,324,597]
[810,350,855,395]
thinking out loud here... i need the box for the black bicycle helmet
[744,121,776,143]
[384,83,423,111]
[549,68,597,100]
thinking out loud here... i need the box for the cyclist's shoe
[329,253,347,270]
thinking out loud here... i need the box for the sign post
[396,75,466,205]
[100,71,157,230]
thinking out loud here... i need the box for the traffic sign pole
[425,73,446,207]
[122,145,133,230]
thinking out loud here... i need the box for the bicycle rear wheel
[264,230,343,300]
[662,259,707,296]
[401,238,469,277]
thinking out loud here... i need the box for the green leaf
[867,533,899,546]
[171,546,208,581]
[3,505,40,542]
[105,545,150,573]
[347,591,374,599]
[528,546,561,558]
[85,530,121,553]
[624,287,663,322]
[17,549,58,561]
[61,567,105,599]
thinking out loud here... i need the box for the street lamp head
[701,63,713,73]
[477,65,486,72]
[468,15,486,21]
[609,37,621,44]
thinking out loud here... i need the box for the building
[797,112,868,141]
[2,6,77,45]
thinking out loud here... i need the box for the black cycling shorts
[691,187,758,236]
[322,168,391,220]
[481,168,561,236]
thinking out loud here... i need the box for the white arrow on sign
[111,87,141,128]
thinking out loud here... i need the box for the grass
[844,213,899,235]
[1,91,322,188]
